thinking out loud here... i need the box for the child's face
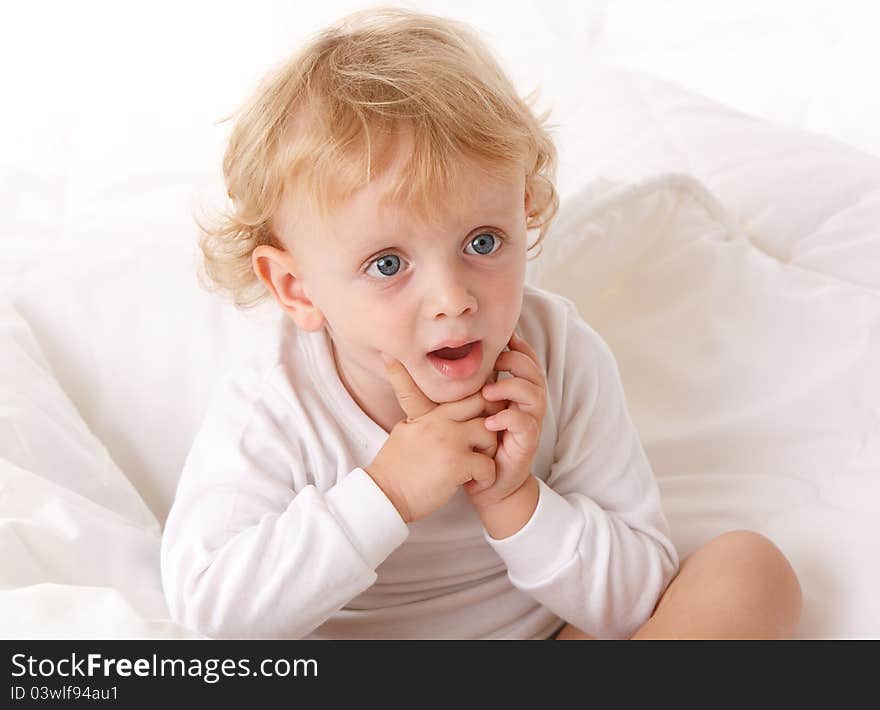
[265,139,529,404]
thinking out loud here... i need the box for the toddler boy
[161,6,679,639]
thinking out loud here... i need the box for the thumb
[381,352,436,420]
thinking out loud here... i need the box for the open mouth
[429,341,477,360]
[426,340,483,380]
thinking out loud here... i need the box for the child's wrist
[474,474,539,539]
[364,464,412,523]
[472,473,534,510]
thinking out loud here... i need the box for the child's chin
[421,372,485,404]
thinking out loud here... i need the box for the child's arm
[160,372,410,640]
[161,363,499,640]
[479,298,680,640]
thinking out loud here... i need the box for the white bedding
[2,2,879,639]
[0,299,202,639]
[531,174,880,638]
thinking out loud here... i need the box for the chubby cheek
[360,316,416,375]
[320,299,395,368]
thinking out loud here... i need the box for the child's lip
[427,337,480,354]
[426,340,483,380]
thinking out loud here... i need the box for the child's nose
[427,273,478,320]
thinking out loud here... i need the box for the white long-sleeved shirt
[161,283,679,639]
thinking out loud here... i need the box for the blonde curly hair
[196,5,559,309]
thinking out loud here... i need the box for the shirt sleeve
[483,297,680,639]
[160,371,410,640]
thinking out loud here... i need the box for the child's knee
[714,530,803,629]
[553,622,596,640]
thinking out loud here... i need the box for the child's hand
[465,333,547,508]
[364,355,501,524]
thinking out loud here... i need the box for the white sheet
[577,1,880,159]
[531,173,880,638]
[0,298,203,638]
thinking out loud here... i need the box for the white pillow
[551,67,880,292]
[531,173,880,640]
[0,296,201,638]
[7,245,283,523]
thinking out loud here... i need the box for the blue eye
[371,254,401,277]
[465,231,502,256]
[364,230,504,281]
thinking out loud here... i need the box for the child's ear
[252,245,325,332]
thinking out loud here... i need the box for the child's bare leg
[554,530,802,640]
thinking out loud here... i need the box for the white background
[2,1,879,282]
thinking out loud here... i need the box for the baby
[160,6,683,640]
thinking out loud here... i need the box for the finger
[478,370,507,417]
[485,407,541,451]
[492,349,545,388]
[466,418,499,458]
[381,352,436,420]
[462,478,485,495]
[481,377,544,417]
[508,331,541,365]
[480,397,507,418]
[462,452,496,489]
[463,474,493,496]
[438,390,495,422]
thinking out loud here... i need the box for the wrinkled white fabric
[0,298,202,639]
